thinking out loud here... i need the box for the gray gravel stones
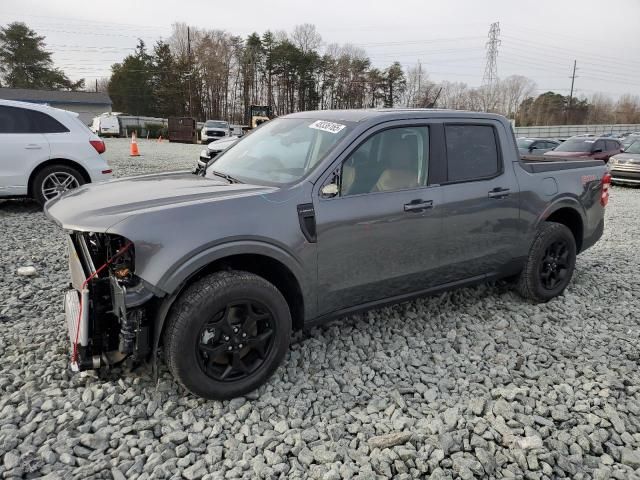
[1,144,640,479]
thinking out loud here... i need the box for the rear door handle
[404,199,433,212]
[25,144,42,150]
[488,188,511,199]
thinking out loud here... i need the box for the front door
[314,123,444,316]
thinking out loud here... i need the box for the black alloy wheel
[539,240,570,290]
[196,300,275,382]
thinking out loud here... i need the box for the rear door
[0,105,50,197]
[314,120,445,315]
[438,121,523,283]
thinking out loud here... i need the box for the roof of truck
[284,108,509,123]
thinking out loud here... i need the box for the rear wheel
[164,271,291,400]
[517,222,577,303]
[33,164,85,205]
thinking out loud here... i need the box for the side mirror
[321,183,339,198]
[528,145,535,152]
[592,149,603,154]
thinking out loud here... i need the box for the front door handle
[25,144,42,150]
[404,199,433,212]
[488,188,510,199]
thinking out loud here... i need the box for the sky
[1,0,639,99]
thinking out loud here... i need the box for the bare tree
[497,75,536,118]
[291,23,322,54]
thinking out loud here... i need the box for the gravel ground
[1,142,640,479]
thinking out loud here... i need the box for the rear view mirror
[321,183,339,198]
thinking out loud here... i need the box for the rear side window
[445,124,500,182]
[0,105,69,134]
[0,105,30,133]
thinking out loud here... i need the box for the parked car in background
[517,137,560,156]
[0,99,112,205]
[201,120,231,144]
[46,109,609,400]
[622,134,640,149]
[544,136,623,162]
[90,113,120,137]
[608,140,640,186]
[195,135,240,174]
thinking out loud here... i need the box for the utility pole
[482,22,501,112]
[95,79,98,92]
[187,26,193,118]
[567,60,577,124]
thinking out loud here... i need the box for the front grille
[611,171,640,181]
[207,130,225,137]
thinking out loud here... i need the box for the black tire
[164,271,291,400]
[516,222,577,303]
[33,164,85,205]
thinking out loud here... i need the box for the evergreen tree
[0,22,83,90]
[108,40,154,115]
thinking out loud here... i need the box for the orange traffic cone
[130,132,140,157]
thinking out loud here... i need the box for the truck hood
[45,171,276,232]
[611,153,640,163]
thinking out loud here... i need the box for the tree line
[1,21,639,126]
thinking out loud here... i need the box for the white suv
[0,99,113,205]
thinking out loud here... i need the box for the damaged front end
[65,232,154,371]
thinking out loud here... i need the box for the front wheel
[516,222,577,303]
[163,271,291,400]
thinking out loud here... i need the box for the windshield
[554,138,594,153]
[206,117,353,185]
[517,138,534,148]
[625,141,640,154]
[205,121,228,129]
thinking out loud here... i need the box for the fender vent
[297,203,317,243]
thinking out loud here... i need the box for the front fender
[147,240,313,370]
[157,239,309,297]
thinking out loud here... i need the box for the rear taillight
[90,140,106,154]
[601,172,611,207]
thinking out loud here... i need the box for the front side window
[206,117,352,185]
[445,124,499,182]
[341,126,429,196]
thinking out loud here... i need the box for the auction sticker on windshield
[309,120,346,134]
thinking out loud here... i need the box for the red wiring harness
[71,242,133,364]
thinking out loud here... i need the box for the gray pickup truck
[45,109,610,400]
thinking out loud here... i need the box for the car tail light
[601,173,611,207]
[90,140,106,154]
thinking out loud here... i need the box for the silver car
[609,141,640,186]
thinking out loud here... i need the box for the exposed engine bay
[66,232,153,371]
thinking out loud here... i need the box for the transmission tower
[482,22,501,110]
